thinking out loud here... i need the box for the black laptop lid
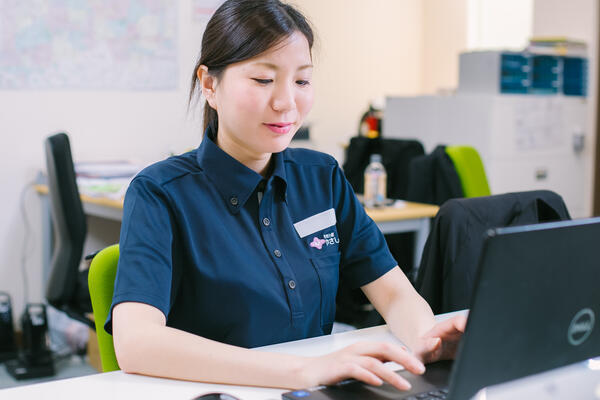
[448,218,600,400]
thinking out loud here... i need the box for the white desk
[0,311,465,400]
[35,184,438,280]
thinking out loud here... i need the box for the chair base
[5,356,55,380]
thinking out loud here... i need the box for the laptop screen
[448,218,600,399]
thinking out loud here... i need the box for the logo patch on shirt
[310,237,326,250]
[310,232,340,250]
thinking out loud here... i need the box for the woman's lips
[264,122,294,134]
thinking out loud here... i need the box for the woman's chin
[265,136,294,153]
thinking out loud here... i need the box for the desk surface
[34,184,439,222]
[34,184,124,210]
[1,312,464,400]
[364,202,439,222]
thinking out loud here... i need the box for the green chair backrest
[88,244,120,372]
[445,145,491,198]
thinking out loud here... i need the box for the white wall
[532,0,598,217]
[294,0,423,160]
[420,0,468,95]
[467,0,534,50]
[418,0,534,95]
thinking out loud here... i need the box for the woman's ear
[198,65,218,110]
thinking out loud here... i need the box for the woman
[109,0,466,391]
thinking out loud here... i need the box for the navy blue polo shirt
[106,134,397,348]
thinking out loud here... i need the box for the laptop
[282,218,600,400]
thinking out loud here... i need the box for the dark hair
[189,0,314,139]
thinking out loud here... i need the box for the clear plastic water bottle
[363,154,387,208]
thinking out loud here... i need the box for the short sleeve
[104,175,174,334]
[332,163,397,288]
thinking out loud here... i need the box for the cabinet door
[488,155,586,218]
[489,96,586,159]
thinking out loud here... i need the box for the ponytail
[203,103,218,140]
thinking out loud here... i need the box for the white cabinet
[383,94,590,217]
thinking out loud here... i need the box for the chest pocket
[294,208,341,331]
[294,208,340,255]
[310,252,340,332]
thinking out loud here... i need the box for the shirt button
[288,280,296,289]
[230,196,239,206]
[262,217,271,226]
[273,249,282,258]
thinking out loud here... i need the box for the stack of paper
[75,161,142,200]
[527,37,587,56]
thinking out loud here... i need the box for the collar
[196,129,288,213]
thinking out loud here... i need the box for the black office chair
[405,145,464,206]
[44,133,93,328]
[415,190,571,314]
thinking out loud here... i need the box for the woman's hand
[298,341,426,391]
[414,315,467,364]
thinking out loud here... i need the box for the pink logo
[310,237,326,250]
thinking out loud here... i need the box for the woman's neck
[215,133,272,177]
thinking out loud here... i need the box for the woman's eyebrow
[251,62,313,71]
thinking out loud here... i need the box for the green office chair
[445,145,491,198]
[88,244,120,372]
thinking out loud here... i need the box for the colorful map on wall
[0,0,178,90]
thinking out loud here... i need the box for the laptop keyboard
[401,387,448,399]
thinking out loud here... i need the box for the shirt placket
[259,180,305,327]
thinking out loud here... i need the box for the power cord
[19,180,37,307]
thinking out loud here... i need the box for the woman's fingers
[355,356,412,391]
[422,337,441,354]
[416,316,468,363]
[309,341,428,391]
[422,315,467,340]
[348,341,425,376]
[419,337,442,363]
[342,363,384,387]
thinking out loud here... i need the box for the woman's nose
[271,83,295,112]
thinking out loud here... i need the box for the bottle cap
[370,154,382,163]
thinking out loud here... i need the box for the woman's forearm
[362,267,436,351]
[112,302,308,389]
[116,322,308,388]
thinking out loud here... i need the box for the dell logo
[568,308,595,346]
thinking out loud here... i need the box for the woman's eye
[252,78,273,84]
[296,80,310,86]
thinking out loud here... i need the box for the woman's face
[206,31,314,167]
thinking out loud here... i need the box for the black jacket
[415,190,571,314]
[406,145,463,205]
[343,136,425,198]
